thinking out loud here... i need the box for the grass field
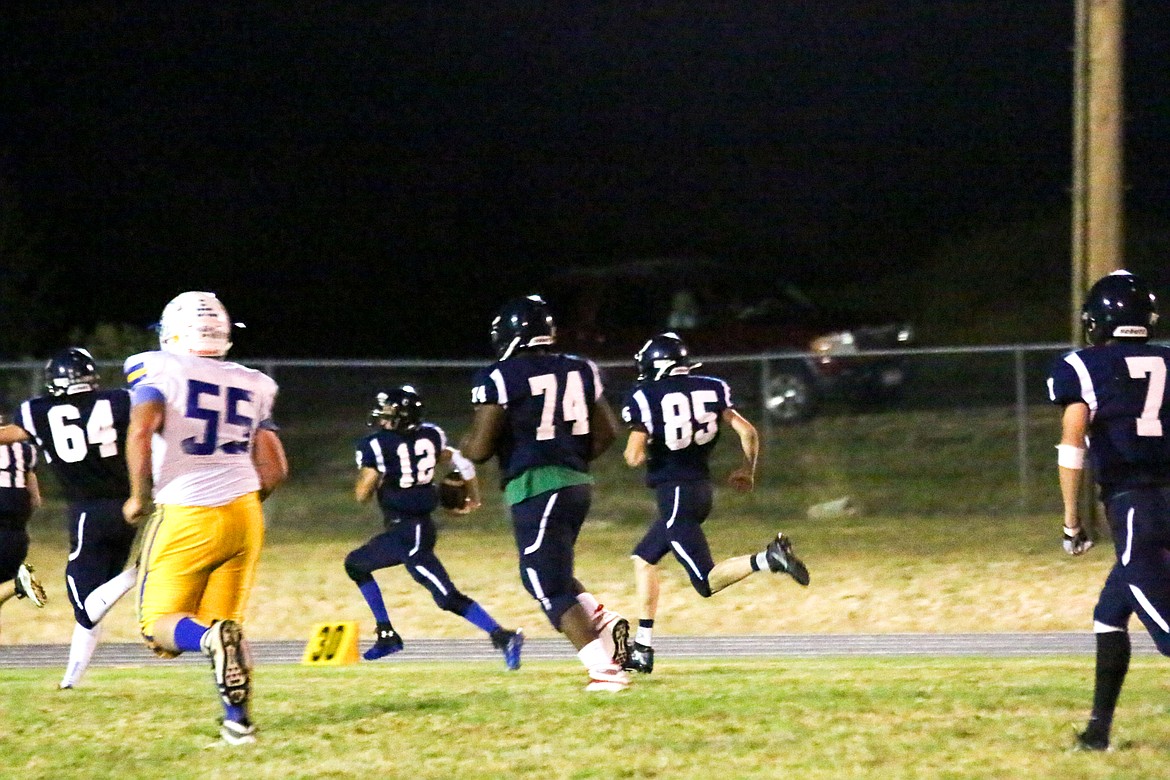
[3,408,1162,775]
[3,658,1169,779]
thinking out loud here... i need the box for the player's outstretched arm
[723,409,759,492]
[253,427,289,501]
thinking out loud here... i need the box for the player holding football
[619,332,810,673]
[462,295,632,692]
[0,348,139,688]
[346,385,523,668]
[0,438,45,631]
[123,291,288,746]
[1048,270,1170,751]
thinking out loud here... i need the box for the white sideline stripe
[671,540,705,582]
[1122,507,1135,566]
[525,567,551,611]
[412,565,449,596]
[523,492,557,555]
[1129,584,1170,633]
[68,512,87,562]
[666,486,680,529]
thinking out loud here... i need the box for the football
[438,471,469,510]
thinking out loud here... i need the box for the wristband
[449,448,476,480]
[1056,444,1086,469]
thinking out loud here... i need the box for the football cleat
[593,606,631,668]
[203,620,251,708]
[765,533,810,586]
[15,564,46,608]
[1073,723,1111,752]
[585,664,631,692]
[220,718,257,746]
[624,642,654,674]
[364,622,404,660]
[491,628,524,671]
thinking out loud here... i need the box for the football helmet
[158,291,233,357]
[634,332,700,382]
[370,385,423,431]
[1082,270,1159,345]
[45,347,100,396]
[490,295,556,360]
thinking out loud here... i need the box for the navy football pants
[1094,486,1170,656]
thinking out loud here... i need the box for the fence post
[1015,348,1028,513]
[759,357,772,442]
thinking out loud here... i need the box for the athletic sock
[577,638,612,671]
[1090,630,1130,732]
[60,622,102,688]
[751,552,767,572]
[461,602,501,634]
[83,567,137,625]
[359,580,391,624]
[174,617,211,653]
[635,621,653,647]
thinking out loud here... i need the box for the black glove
[1063,525,1093,556]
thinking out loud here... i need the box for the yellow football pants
[136,492,264,640]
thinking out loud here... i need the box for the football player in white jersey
[122,291,288,746]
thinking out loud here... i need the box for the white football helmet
[158,291,233,357]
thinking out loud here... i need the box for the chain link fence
[0,343,1078,518]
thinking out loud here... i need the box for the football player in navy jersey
[462,295,633,692]
[619,332,810,673]
[0,348,138,688]
[0,438,46,629]
[347,385,523,669]
[1048,270,1170,751]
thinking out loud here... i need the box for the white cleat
[585,664,631,692]
[15,564,46,608]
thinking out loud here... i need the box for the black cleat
[364,622,404,660]
[1073,726,1111,752]
[624,642,654,674]
[765,533,810,586]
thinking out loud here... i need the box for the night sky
[4,3,1169,357]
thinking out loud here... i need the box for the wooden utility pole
[1070,0,1125,345]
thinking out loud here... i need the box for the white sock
[576,591,601,617]
[754,552,769,572]
[577,638,613,671]
[635,626,653,646]
[60,622,102,688]
[83,567,137,624]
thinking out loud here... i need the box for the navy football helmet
[370,385,423,431]
[635,332,700,381]
[490,294,556,360]
[45,347,100,397]
[1082,270,1159,345]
